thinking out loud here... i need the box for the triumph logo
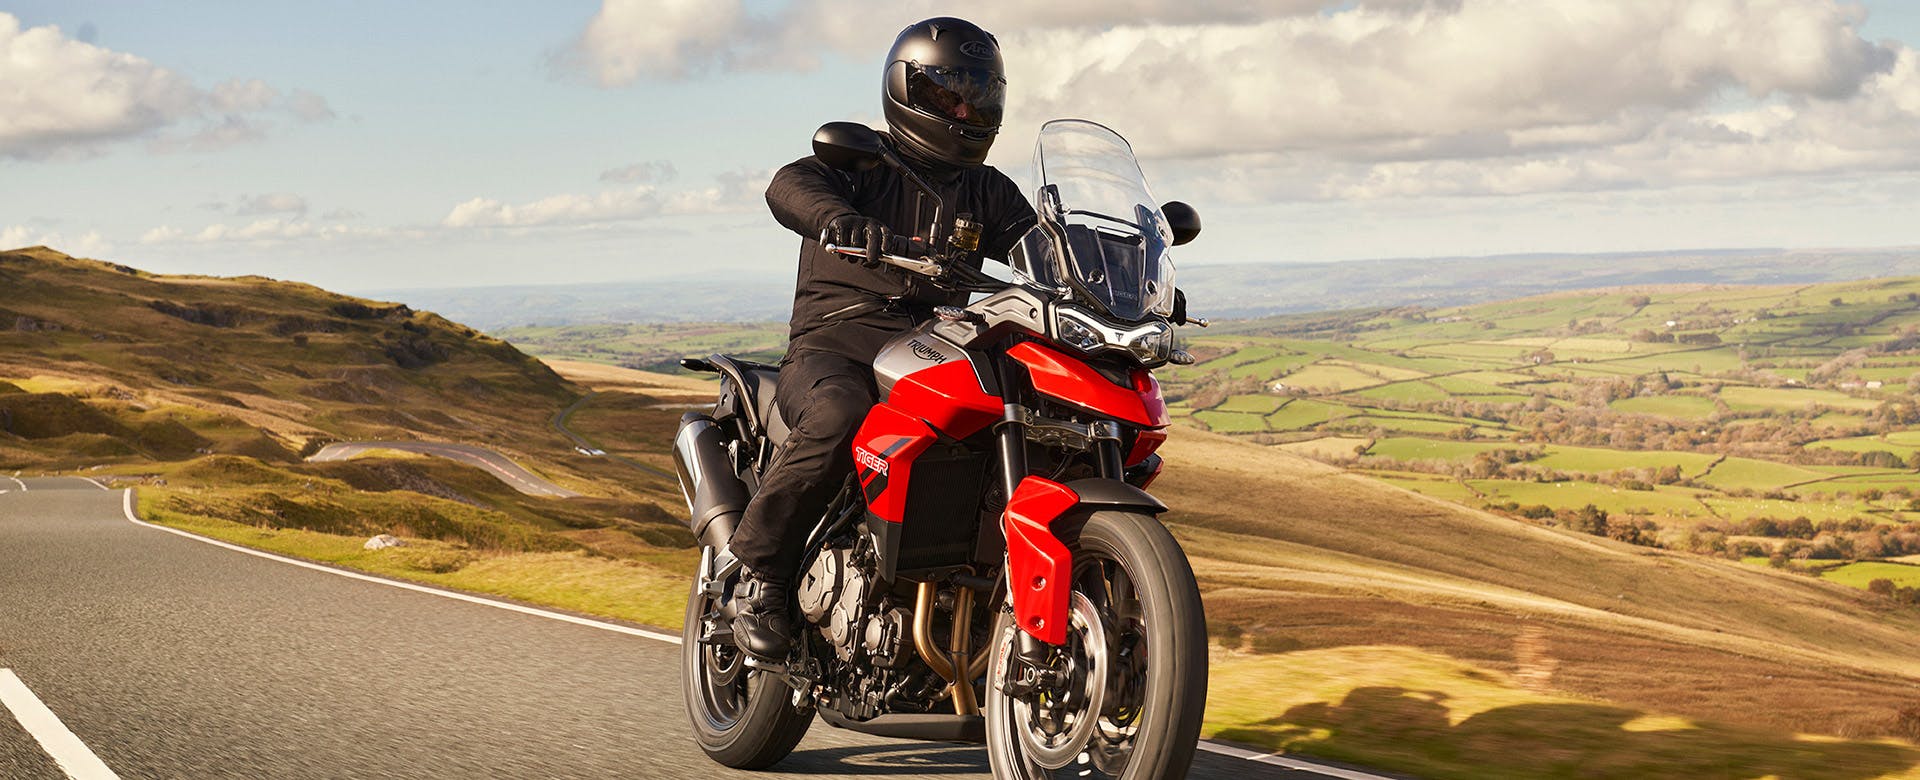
[909,340,949,363]
[854,446,889,476]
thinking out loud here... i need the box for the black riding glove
[824,214,890,268]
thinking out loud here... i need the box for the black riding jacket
[765,134,1035,363]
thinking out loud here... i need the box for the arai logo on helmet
[854,446,889,476]
[909,339,949,363]
[959,40,995,60]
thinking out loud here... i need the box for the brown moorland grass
[1155,429,1920,750]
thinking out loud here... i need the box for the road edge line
[1195,740,1400,780]
[80,477,109,491]
[117,488,681,645]
[115,488,1392,779]
[0,668,120,779]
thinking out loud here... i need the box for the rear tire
[985,510,1208,779]
[681,574,812,769]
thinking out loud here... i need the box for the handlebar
[822,243,948,278]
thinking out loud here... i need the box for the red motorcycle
[673,119,1208,779]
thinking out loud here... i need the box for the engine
[796,545,868,660]
[795,538,913,669]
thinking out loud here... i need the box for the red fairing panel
[1007,342,1171,429]
[1126,429,1166,466]
[850,404,938,524]
[885,360,1002,439]
[1002,476,1078,645]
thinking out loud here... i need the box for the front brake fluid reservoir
[950,212,981,253]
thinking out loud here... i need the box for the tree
[1571,504,1610,536]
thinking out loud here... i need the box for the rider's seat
[683,354,790,448]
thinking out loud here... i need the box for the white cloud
[559,0,1920,201]
[139,219,391,246]
[443,168,772,229]
[3,225,110,255]
[600,160,677,183]
[0,13,332,159]
[233,192,310,216]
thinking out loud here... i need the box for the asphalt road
[307,442,581,498]
[0,478,1387,780]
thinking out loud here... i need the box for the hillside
[544,363,1920,778]
[0,246,689,561]
[1160,275,1920,599]
[12,244,1920,777]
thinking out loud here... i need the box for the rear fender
[1002,477,1166,645]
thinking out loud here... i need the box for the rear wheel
[681,573,811,769]
[984,510,1208,779]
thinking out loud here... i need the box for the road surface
[0,478,1394,779]
[307,441,581,498]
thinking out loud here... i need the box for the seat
[705,354,790,448]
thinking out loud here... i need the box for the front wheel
[985,510,1208,779]
[681,572,811,769]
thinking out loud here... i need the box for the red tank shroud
[1007,341,1170,464]
[1001,476,1078,645]
[850,359,1002,524]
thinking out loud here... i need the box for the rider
[730,17,1035,661]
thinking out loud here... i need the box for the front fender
[1002,477,1166,645]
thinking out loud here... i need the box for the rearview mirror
[812,122,887,172]
[1161,201,1201,246]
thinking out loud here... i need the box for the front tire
[985,510,1208,779]
[681,574,811,769]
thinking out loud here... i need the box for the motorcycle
[672,118,1209,779]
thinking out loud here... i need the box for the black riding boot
[731,568,793,662]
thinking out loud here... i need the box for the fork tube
[1096,439,1124,480]
[998,404,1026,498]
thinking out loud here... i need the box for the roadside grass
[138,493,696,630]
[1206,645,1920,780]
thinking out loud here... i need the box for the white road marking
[114,488,1377,779]
[80,477,110,491]
[1196,741,1398,780]
[0,668,120,779]
[117,489,680,644]
[7,476,26,492]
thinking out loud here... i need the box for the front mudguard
[1001,476,1167,645]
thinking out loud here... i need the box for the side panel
[851,404,938,525]
[1007,341,1171,428]
[1002,476,1078,645]
[887,360,1003,439]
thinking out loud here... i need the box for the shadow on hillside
[1215,686,1920,780]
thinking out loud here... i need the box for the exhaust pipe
[673,412,750,549]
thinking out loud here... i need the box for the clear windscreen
[1016,120,1176,322]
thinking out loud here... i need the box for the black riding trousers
[730,348,876,578]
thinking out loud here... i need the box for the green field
[1820,561,1920,589]
[1610,394,1719,418]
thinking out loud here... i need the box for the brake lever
[822,243,946,278]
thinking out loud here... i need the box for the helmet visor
[906,65,1004,129]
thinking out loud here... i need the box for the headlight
[1052,306,1174,365]
[1055,310,1105,352]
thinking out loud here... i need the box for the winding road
[0,478,1390,779]
[307,441,581,498]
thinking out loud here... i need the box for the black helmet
[882,17,1005,167]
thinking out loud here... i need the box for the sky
[2,1,1918,295]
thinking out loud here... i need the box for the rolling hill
[11,244,1920,778]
